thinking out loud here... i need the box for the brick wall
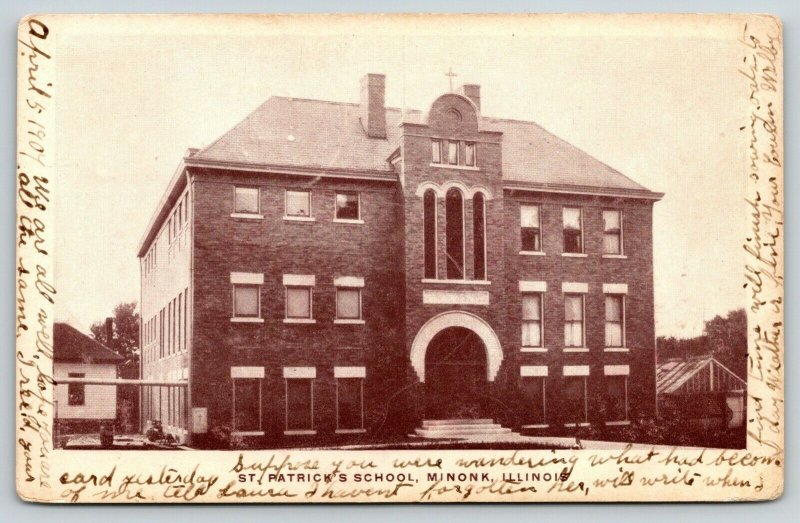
[189,169,406,442]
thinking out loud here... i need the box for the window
[605,295,625,347]
[564,294,584,347]
[67,373,85,406]
[234,187,260,215]
[286,379,313,431]
[603,210,623,255]
[520,205,541,252]
[431,140,442,163]
[445,188,465,279]
[447,141,459,165]
[473,192,486,280]
[465,142,476,166]
[233,284,260,318]
[563,376,588,425]
[233,379,261,432]
[563,207,583,253]
[337,378,364,431]
[336,287,361,320]
[335,192,360,221]
[423,190,437,279]
[605,376,628,422]
[522,293,543,348]
[522,377,546,425]
[286,287,312,319]
[285,190,311,217]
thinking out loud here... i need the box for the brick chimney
[360,73,386,139]
[457,84,481,112]
[105,317,113,347]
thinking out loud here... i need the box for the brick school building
[137,73,662,446]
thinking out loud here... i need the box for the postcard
[16,13,783,502]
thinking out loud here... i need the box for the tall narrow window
[232,379,261,433]
[605,295,625,347]
[445,188,465,279]
[67,373,85,406]
[605,376,628,422]
[286,379,313,432]
[522,376,546,426]
[520,205,541,252]
[431,140,442,164]
[473,192,486,280]
[423,190,437,279]
[603,210,623,255]
[465,142,476,167]
[337,378,364,431]
[447,141,459,165]
[564,376,588,425]
[522,293,543,348]
[563,207,583,253]
[564,294,585,347]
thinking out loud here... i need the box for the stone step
[422,418,494,427]
[414,426,513,439]
[420,423,504,431]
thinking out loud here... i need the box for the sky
[52,14,749,337]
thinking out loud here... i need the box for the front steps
[413,418,519,440]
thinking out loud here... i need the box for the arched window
[423,190,437,279]
[473,192,486,280]
[445,188,465,279]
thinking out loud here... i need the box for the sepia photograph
[16,13,783,502]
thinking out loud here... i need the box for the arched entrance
[424,327,489,419]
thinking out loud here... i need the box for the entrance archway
[410,311,503,383]
[424,327,488,419]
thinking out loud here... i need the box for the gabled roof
[657,356,745,395]
[53,323,124,364]
[189,96,661,197]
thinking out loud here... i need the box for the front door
[424,327,488,419]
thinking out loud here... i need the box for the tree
[90,302,140,432]
[90,301,140,363]
[704,308,747,379]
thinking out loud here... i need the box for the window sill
[284,430,316,436]
[562,252,588,258]
[604,347,630,353]
[563,422,591,428]
[283,216,316,222]
[333,218,364,225]
[519,251,545,256]
[230,213,264,220]
[429,163,480,171]
[521,424,549,429]
[521,347,547,353]
[231,431,265,437]
[231,317,264,323]
[335,428,367,434]
[334,319,365,325]
[605,420,631,426]
[602,254,627,259]
[421,278,491,286]
[284,318,316,324]
[563,347,589,353]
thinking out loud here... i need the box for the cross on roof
[445,67,458,92]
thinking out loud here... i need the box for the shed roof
[53,323,124,364]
